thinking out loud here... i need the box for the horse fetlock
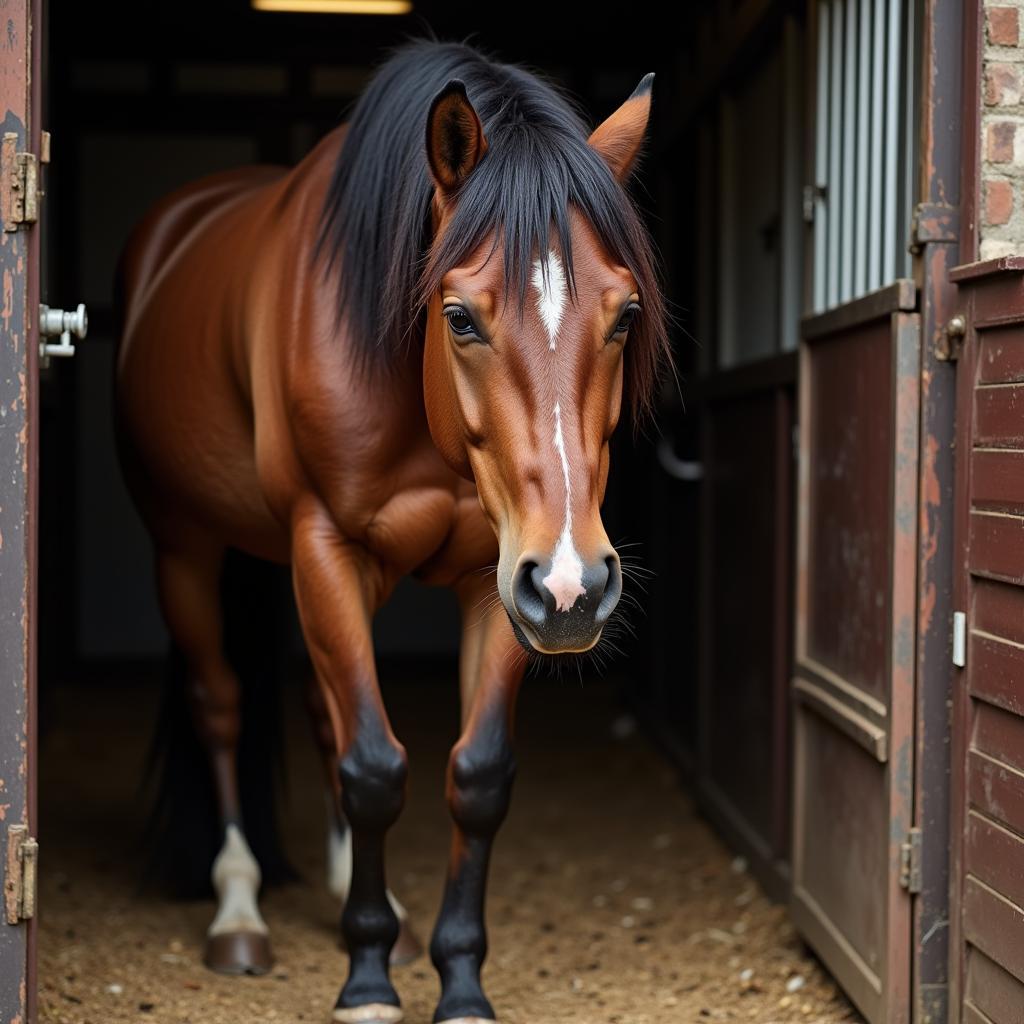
[342,894,401,953]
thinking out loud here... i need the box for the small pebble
[787,974,806,993]
[631,897,654,911]
[620,915,636,928]
[731,856,748,874]
[105,984,122,995]
[739,969,754,983]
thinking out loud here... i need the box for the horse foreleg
[292,502,407,1024]
[431,574,526,1024]
[155,543,273,975]
[305,674,423,964]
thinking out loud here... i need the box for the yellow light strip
[252,0,411,13]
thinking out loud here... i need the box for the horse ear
[588,72,655,182]
[426,79,488,195]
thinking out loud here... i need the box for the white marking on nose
[543,401,586,612]
[532,249,567,350]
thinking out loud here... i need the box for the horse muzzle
[506,549,622,654]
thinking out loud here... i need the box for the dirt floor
[38,664,861,1024]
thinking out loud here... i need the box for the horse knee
[448,743,516,835]
[339,734,408,830]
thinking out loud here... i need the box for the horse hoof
[331,1004,403,1024]
[203,931,274,975]
[390,917,423,966]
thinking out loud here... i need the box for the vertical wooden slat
[868,0,885,290]
[855,0,871,295]
[882,0,900,282]
[841,0,858,302]
[828,0,844,307]
[814,1,830,313]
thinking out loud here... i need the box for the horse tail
[142,548,297,896]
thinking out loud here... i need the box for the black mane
[317,38,669,419]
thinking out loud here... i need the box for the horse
[114,38,668,1024]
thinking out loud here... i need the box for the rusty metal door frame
[0,0,42,1020]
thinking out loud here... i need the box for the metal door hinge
[4,825,38,923]
[899,827,923,893]
[953,611,967,667]
[1,133,38,231]
[909,202,959,254]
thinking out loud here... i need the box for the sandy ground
[38,665,860,1024]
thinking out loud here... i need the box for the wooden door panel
[950,259,1024,1023]
[792,287,920,1024]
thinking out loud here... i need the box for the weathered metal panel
[697,378,794,893]
[0,0,35,1019]
[950,258,1024,1024]
[792,299,919,1024]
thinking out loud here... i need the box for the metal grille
[812,0,918,312]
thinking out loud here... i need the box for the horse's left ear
[588,72,655,183]
[426,79,489,196]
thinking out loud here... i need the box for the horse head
[420,75,662,655]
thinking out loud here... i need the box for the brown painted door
[791,283,920,1024]
[948,258,1024,1023]
[0,0,41,1020]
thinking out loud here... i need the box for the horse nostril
[594,554,622,625]
[512,560,548,628]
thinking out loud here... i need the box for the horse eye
[613,303,640,336]
[443,306,478,338]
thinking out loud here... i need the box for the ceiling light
[252,0,412,14]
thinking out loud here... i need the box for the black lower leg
[335,719,407,1012]
[431,717,516,1022]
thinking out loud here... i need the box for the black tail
[143,548,298,897]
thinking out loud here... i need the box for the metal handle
[39,302,88,365]
[656,434,703,481]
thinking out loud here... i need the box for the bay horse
[115,39,668,1024]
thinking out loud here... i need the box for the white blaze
[543,402,586,612]
[531,250,567,350]
[208,824,268,937]
[533,250,585,613]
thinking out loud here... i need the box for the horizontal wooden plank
[963,876,1024,983]
[967,811,1024,908]
[951,256,1024,282]
[975,702,1024,776]
[972,449,1024,514]
[969,631,1024,715]
[974,578,1024,646]
[969,750,1024,835]
[965,945,1024,1024]
[954,262,1024,328]
[975,384,1024,448]
[802,280,915,340]
[969,512,1024,584]
[979,327,1024,385]
[792,675,888,761]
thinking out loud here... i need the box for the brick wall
[982,2,1024,258]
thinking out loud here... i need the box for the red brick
[988,6,1020,46]
[987,120,1017,162]
[985,178,1014,225]
[986,62,1022,106]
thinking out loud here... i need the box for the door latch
[39,303,88,367]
